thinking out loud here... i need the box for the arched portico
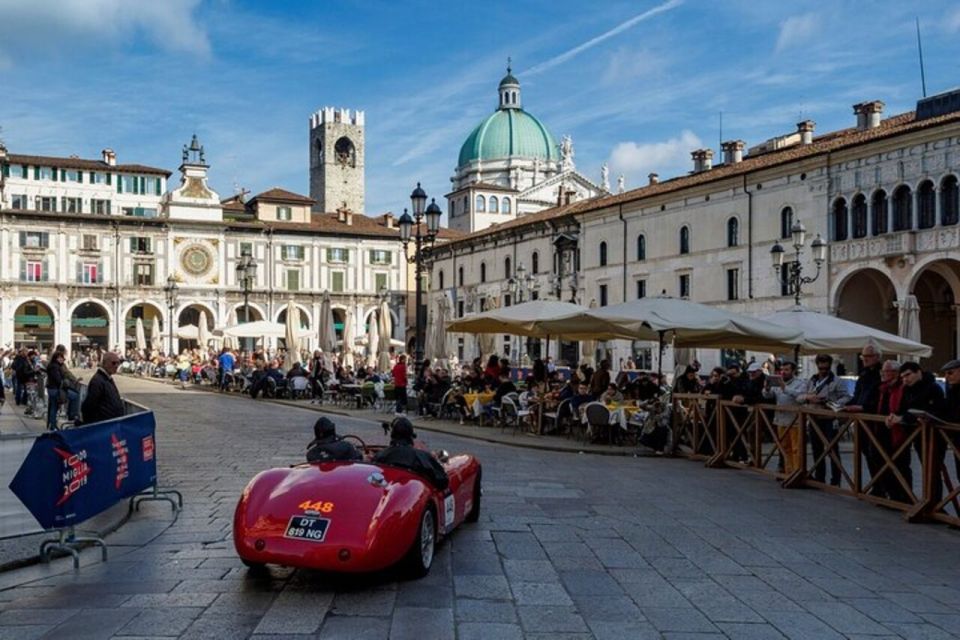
[70,300,111,351]
[834,268,898,370]
[14,300,56,350]
[909,258,960,363]
[123,302,164,349]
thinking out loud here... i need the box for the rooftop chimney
[384,213,394,229]
[720,140,745,164]
[796,120,815,144]
[101,148,116,166]
[648,172,659,185]
[691,149,713,173]
[853,100,884,130]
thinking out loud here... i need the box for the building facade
[0,114,407,355]
[431,90,960,370]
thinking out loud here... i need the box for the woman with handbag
[51,345,83,424]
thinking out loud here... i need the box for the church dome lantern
[458,63,556,168]
[498,60,521,110]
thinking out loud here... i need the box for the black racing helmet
[313,416,337,440]
[389,416,416,443]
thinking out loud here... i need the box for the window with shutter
[331,271,345,292]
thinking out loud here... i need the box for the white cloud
[602,47,667,85]
[524,0,683,76]
[0,0,210,64]
[945,7,960,32]
[608,130,702,186]
[775,14,819,53]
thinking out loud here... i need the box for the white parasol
[150,315,162,351]
[342,309,355,369]
[284,301,303,367]
[378,297,392,372]
[135,317,147,352]
[198,311,210,349]
[366,312,380,369]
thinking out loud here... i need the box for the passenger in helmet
[373,417,449,490]
[306,417,362,462]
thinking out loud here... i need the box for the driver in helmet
[373,417,449,490]
[306,417,362,462]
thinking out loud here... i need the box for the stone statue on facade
[601,163,610,192]
[560,135,575,172]
[617,174,625,194]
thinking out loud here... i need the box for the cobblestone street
[1,377,960,639]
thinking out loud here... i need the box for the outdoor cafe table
[581,403,644,435]
[463,392,496,417]
[339,383,363,408]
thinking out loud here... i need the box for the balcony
[830,227,960,265]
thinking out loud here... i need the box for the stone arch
[831,197,848,241]
[177,303,216,331]
[13,299,56,350]
[331,306,348,341]
[833,267,898,337]
[940,174,959,226]
[334,136,356,168]
[908,257,960,362]
[122,302,164,347]
[228,302,266,323]
[69,298,112,351]
[275,303,312,329]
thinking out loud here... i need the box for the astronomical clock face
[181,244,213,276]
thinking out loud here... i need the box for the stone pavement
[0,376,958,639]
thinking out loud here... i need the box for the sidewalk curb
[120,375,640,457]
[0,501,133,574]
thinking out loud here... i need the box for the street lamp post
[770,219,827,306]
[398,183,441,380]
[236,254,255,323]
[163,275,179,355]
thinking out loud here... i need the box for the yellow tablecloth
[464,392,496,406]
[464,392,496,418]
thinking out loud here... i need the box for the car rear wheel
[241,558,266,571]
[465,470,482,523]
[403,507,435,578]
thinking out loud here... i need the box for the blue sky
[2,0,960,218]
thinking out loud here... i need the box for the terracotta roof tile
[248,187,316,205]
[440,107,960,248]
[4,153,170,176]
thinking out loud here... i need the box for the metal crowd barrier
[671,393,960,527]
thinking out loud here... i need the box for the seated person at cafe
[635,372,661,401]
[481,371,517,420]
[306,417,362,462]
[570,382,594,415]
[600,383,624,405]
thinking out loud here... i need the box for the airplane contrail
[524,0,683,76]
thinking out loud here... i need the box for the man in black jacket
[930,359,960,508]
[80,352,125,424]
[374,417,448,490]
[306,417,361,462]
[845,345,883,414]
[12,349,31,406]
[887,361,945,499]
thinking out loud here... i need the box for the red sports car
[233,436,482,577]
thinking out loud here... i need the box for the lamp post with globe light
[163,275,179,355]
[770,219,827,306]
[398,183,442,379]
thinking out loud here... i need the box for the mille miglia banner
[8,411,157,530]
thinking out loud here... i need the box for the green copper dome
[458,108,557,167]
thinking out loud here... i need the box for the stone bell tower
[309,107,365,213]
